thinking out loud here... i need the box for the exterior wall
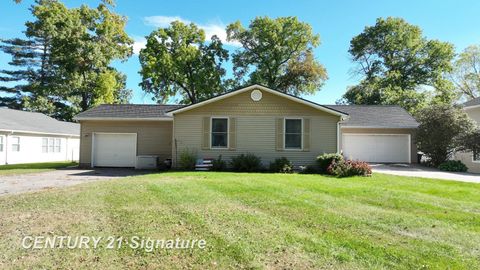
[465,106,480,123]
[0,132,79,165]
[456,106,480,173]
[173,89,341,168]
[79,120,173,167]
[340,128,418,163]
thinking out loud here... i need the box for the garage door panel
[342,134,410,163]
[93,133,136,167]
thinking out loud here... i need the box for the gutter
[0,129,79,137]
[74,117,173,121]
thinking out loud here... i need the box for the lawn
[0,161,77,176]
[0,172,479,269]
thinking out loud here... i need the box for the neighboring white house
[454,97,480,173]
[0,107,80,165]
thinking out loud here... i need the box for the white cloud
[132,36,147,55]
[143,15,241,47]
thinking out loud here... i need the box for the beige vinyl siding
[172,89,340,167]
[465,107,480,124]
[340,128,418,163]
[79,120,172,167]
[454,107,480,173]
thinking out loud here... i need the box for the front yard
[0,172,479,269]
[0,161,77,176]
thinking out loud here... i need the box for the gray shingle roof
[325,105,419,128]
[0,107,79,136]
[74,104,184,119]
[463,97,480,107]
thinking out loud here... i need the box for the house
[74,85,419,168]
[454,97,480,173]
[0,107,80,165]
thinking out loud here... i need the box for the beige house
[454,97,480,173]
[74,85,419,168]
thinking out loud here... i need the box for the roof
[0,107,80,136]
[325,105,419,128]
[74,104,184,121]
[463,97,480,108]
[166,84,348,117]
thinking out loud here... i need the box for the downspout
[337,116,348,154]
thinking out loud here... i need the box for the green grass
[0,172,479,269]
[0,161,77,175]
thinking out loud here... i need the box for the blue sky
[1,0,480,105]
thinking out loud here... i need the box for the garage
[342,134,411,163]
[92,133,137,167]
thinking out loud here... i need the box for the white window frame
[210,117,229,149]
[0,135,4,152]
[42,137,62,153]
[11,136,20,152]
[42,138,48,153]
[473,150,480,163]
[284,117,303,150]
[55,138,61,153]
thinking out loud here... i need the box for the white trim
[91,132,138,168]
[210,116,229,149]
[0,135,4,153]
[336,120,341,153]
[283,117,303,151]
[341,133,411,163]
[0,129,79,137]
[166,84,348,117]
[340,126,418,129]
[75,117,173,121]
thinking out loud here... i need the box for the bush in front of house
[269,157,293,173]
[178,149,197,170]
[327,159,372,177]
[438,160,468,172]
[316,153,344,173]
[299,165,318,174]
[212,155,227,171]
[230,153,263,172]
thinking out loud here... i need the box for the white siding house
[0,108,80,165]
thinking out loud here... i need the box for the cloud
[132,36,147,55]
[143,15,241,47]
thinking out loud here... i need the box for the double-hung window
[0,136,3,152]
[55,138,61,152]
[211,118,228,148]
[474,150,480,163]
[11,137,20,152]
[42,137,61,153]
[284,119,302,150]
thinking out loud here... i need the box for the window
[284,119,302,149]
[0,136,3,152]
[42,137,61,153]
[42,138,48,153]
[211,118,228,148]
[55,138,61,152]
[474,150,480,162]
[11,137,20,152]
[48,138,54,153]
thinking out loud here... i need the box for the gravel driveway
[372,164,480,183]
[0,168,150,196]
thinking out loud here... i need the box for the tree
[139,21,229,104]
[341,17,455,114]
[0,0,132,120]
[416,104,476,167]
[226,16,327,96]
[450,45,480,101]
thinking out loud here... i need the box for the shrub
[299,165,318,174]
[317,153,344,173]
[438,160,468,172]
[230,153,263,172]
[327,159,372,177]
[178,149,197,170]
[212,155,227,171]
[269,157,293,173]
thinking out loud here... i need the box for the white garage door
[93,133,136,167]
[342,134,410,163]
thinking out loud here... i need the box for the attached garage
[92,133,137,167]
[342,134,411,163]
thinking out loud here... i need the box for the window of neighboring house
[55,138,61,153]
[0,136,3,152]
[48,138,54,153]
[284,118,302,149]
[11,137,20,152]
[474,150,480,162]
[211,118,228,148]
[42,138,48,153]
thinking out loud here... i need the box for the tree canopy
[341,17,455,114]
[450,45,480,101]
[139,21,229,104]
[227,16,327,96]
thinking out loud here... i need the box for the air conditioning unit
[136,155,158,169]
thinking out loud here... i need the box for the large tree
[450,45,480,101]
[139,21,229,104]
[341,17,455,114]
[0,0,132,120]
[226,16,327,96]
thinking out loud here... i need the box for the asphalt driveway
[0,168,150,196]
[372,164,480,183]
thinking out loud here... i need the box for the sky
[1,0,480,105]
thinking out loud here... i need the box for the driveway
[372,164,480,183]
[0,168,150,196]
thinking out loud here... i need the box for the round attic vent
[250,89,263,101]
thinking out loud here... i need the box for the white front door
[92,133,136,167]
[342,134,410,163]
